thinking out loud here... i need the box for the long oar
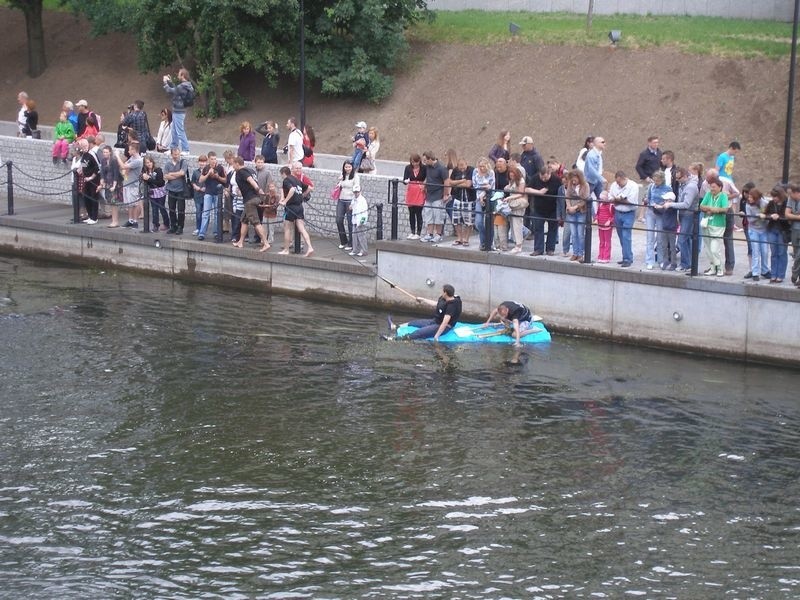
[376,274,418,301]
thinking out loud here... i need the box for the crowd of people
[17,76,800,287]
[400,134,800,288]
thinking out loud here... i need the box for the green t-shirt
[700,190,729,228]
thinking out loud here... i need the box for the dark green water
[0,256,798,599]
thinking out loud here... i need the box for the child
[349,185,369,257]
[595,190,615,263]
[493,192,509,252]
[260,181,280,244]
[52,111,75,164]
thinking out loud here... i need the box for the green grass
[410,11,793,59]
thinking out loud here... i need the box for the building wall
[426,0,794,21]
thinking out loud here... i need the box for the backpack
[181,83,196,107]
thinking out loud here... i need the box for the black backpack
[181,83,196,107]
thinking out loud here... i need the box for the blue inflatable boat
[395,321,552,344]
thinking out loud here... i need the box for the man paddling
[482,301,536,347]
[387,284,462,341]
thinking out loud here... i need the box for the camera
[127,104,134,111]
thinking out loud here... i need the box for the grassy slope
[411,11,793,59]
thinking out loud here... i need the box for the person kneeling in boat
[390,284,462,341]
[482,301,535,347]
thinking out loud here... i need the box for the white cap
[355,121,367,128]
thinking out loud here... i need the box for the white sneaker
[406,233,416,240]
[180,151,190,156]
[411,234,420,240]
[646,264,654,270]
[84,219,97,225]
[420,234,433,242]
[356,252,365,257]
[344,246,352,251]
[432,235,442,243]
[338,244,346,249]
[348,251,357,256]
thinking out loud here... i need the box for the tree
[8,0,47,77]
[73,0,429,113]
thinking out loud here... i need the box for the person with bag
[764,186,790,283]
[505,167,528,254]
[334,159,359,250]
[698,177,729,276]
[302,124,316,168]
[403,154,427,239]
[115,142,144,229]
[162,68,194,154]
[564,169,589,262]
[141,154,169,231]
[120,100,154,152]
[358,127,380,174]
[98,145,123,227]
[163,147,188,234]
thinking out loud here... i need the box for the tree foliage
[71,0,429,113]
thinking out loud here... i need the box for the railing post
[483,193,494,252]
[216,192,223,242]
[690,208,700,276]
[71,170,81,224]
[6,161,14,216]
[293,222,301,254]
[583,196,594,263]
[142,197,151,233]
[390,179,399,240]
[376,202,384,241]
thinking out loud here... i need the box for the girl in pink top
[596,190,615,263]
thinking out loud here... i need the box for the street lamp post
[782,0,799,183]
[299,0,306,130]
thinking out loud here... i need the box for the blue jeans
[645,209,664,266]
[403,318,451,340]
[749,228,769,277]
[677,212,695,269]
[614,209,635,263]
[767,229,788,279]
[199,193,220,239]
[171,111,189,152]
[193,195,203,231]
[567,211,586,257]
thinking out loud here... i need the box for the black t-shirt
[494,169,509,193]
[80,151,100,192]
[530,173,561,215]
[501,301,532,323]
[449,166,475,202]
[235,168,259,202]
[435,295,462,328]
[203,164,226,195]
[282,175,308,206]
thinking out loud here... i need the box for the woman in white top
[155,107,173,152]
[335,159,360,249]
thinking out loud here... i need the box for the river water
[0,255,798,599]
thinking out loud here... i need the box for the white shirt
[287,128,303,163]
[17,105,27,134]
[609,179,641,212]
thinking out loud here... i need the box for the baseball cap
[519,135,534,145]
[76,99,88,107]
[355,121,367,128]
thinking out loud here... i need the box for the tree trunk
[586,0,594,32]
[23,0,47,77]
[212,32,224,116]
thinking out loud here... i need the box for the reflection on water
[0,256,798,598]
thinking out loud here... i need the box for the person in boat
[482,301,536,346]
[389,284,462,342]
